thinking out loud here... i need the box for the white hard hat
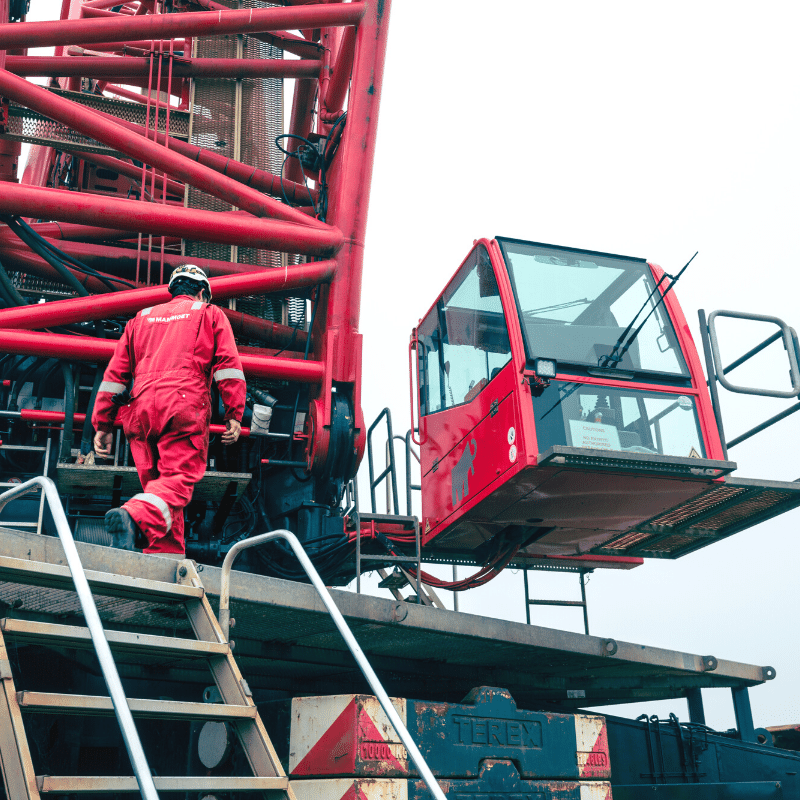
[169,264,212,301]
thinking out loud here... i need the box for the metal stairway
[0,554,293,797]
[0,477,295,798]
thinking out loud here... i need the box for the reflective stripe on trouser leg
[129,492,172,531]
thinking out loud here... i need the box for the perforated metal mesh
[0,88,189,154]
[594,480,800,558]
[644,485,745,528]
[9,271,74,299]
[687,488,796,532]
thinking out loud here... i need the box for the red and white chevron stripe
[290,694,408,777]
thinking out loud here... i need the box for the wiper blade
[524,298,590,316]
[600,252,697,369]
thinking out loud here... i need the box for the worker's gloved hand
[222,419,241,446]
[93,430,114,457]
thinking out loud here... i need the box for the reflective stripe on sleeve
[213,368,245,382]
[140,307,153,316]
[130,492,172,532]
[98,381,127,394]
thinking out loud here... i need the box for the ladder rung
[1,618,228,657]
[0,554,204,603]
[37,775,289,793]
[18,691,256,720]
[528,599,586,607]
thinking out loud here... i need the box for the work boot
[104,507,138,551]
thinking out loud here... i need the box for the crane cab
[411,238,797,562]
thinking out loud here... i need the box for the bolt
[178,566,187,577]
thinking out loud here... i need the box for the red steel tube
[0,68,324,228]
[0,222,137,243]
[0,239,273,280]
[0,246,122,294]
[76,40,187,53]
[5,55,321,79]
[0,183,342,255]
[19,409,252,438]
[89,105,316,205]
[101,82,183,108]
[0,260,334,329]
[66,149,185,197]
[324,23,356,114]
[0,3,366,49]
[0,330,324,382]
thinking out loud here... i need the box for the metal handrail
[219,530,447,800]
[0,477,159,800]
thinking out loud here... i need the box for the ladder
[0,477,294,798]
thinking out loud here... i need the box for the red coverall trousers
[121,379,210,554]
[93,296,246,554]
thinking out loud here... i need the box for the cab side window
[418,246,511,416]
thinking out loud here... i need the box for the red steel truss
[0,0,392,479]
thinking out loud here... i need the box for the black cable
[3,216,133,291]
[4,217,90,297]
[0,256,29,307]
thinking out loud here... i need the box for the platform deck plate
[0,528,773,710]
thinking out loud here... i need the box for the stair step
[18,691,256,720]
[38,775,289,793]
[0,554,203,603]
[1,618,228,657]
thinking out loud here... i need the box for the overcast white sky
[356,2,800,731]
[20,0,800,731]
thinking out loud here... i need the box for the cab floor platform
[0,527,774,711]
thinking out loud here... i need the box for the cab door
[414,243,522,544]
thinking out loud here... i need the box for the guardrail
[218,529,447,800]
[0,476,159,800]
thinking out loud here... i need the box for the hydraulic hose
[6,217,90,298]
[8,357,43,412]
[0,255,29,307]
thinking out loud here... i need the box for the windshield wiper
[599,252,697,369]
[524,298,590,316]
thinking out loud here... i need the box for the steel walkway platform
[0,527,774,711]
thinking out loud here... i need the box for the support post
[732,686,756,742]
[686,688,705,725]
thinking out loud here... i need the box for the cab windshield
[498,238,690,378]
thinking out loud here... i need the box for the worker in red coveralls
[92,264,245,558]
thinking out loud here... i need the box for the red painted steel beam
[5,55,321,79]
[75,39,187,53]
[324,23,356,114]
[0,69,325,228]
[180,0,323,59]
[20,408,253,438]
[322,0,391,373]
[224,308,308,350]
[89,105,316,205]
[66,149,185,198]
[0,222,136,243]
[0,260,334,329]
[0,245,116,294]
[0,330,324,382]
[0,239,273,279]
[0,3,366,49]
[0,183,342,255]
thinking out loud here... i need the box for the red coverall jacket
[92,296,246,554]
